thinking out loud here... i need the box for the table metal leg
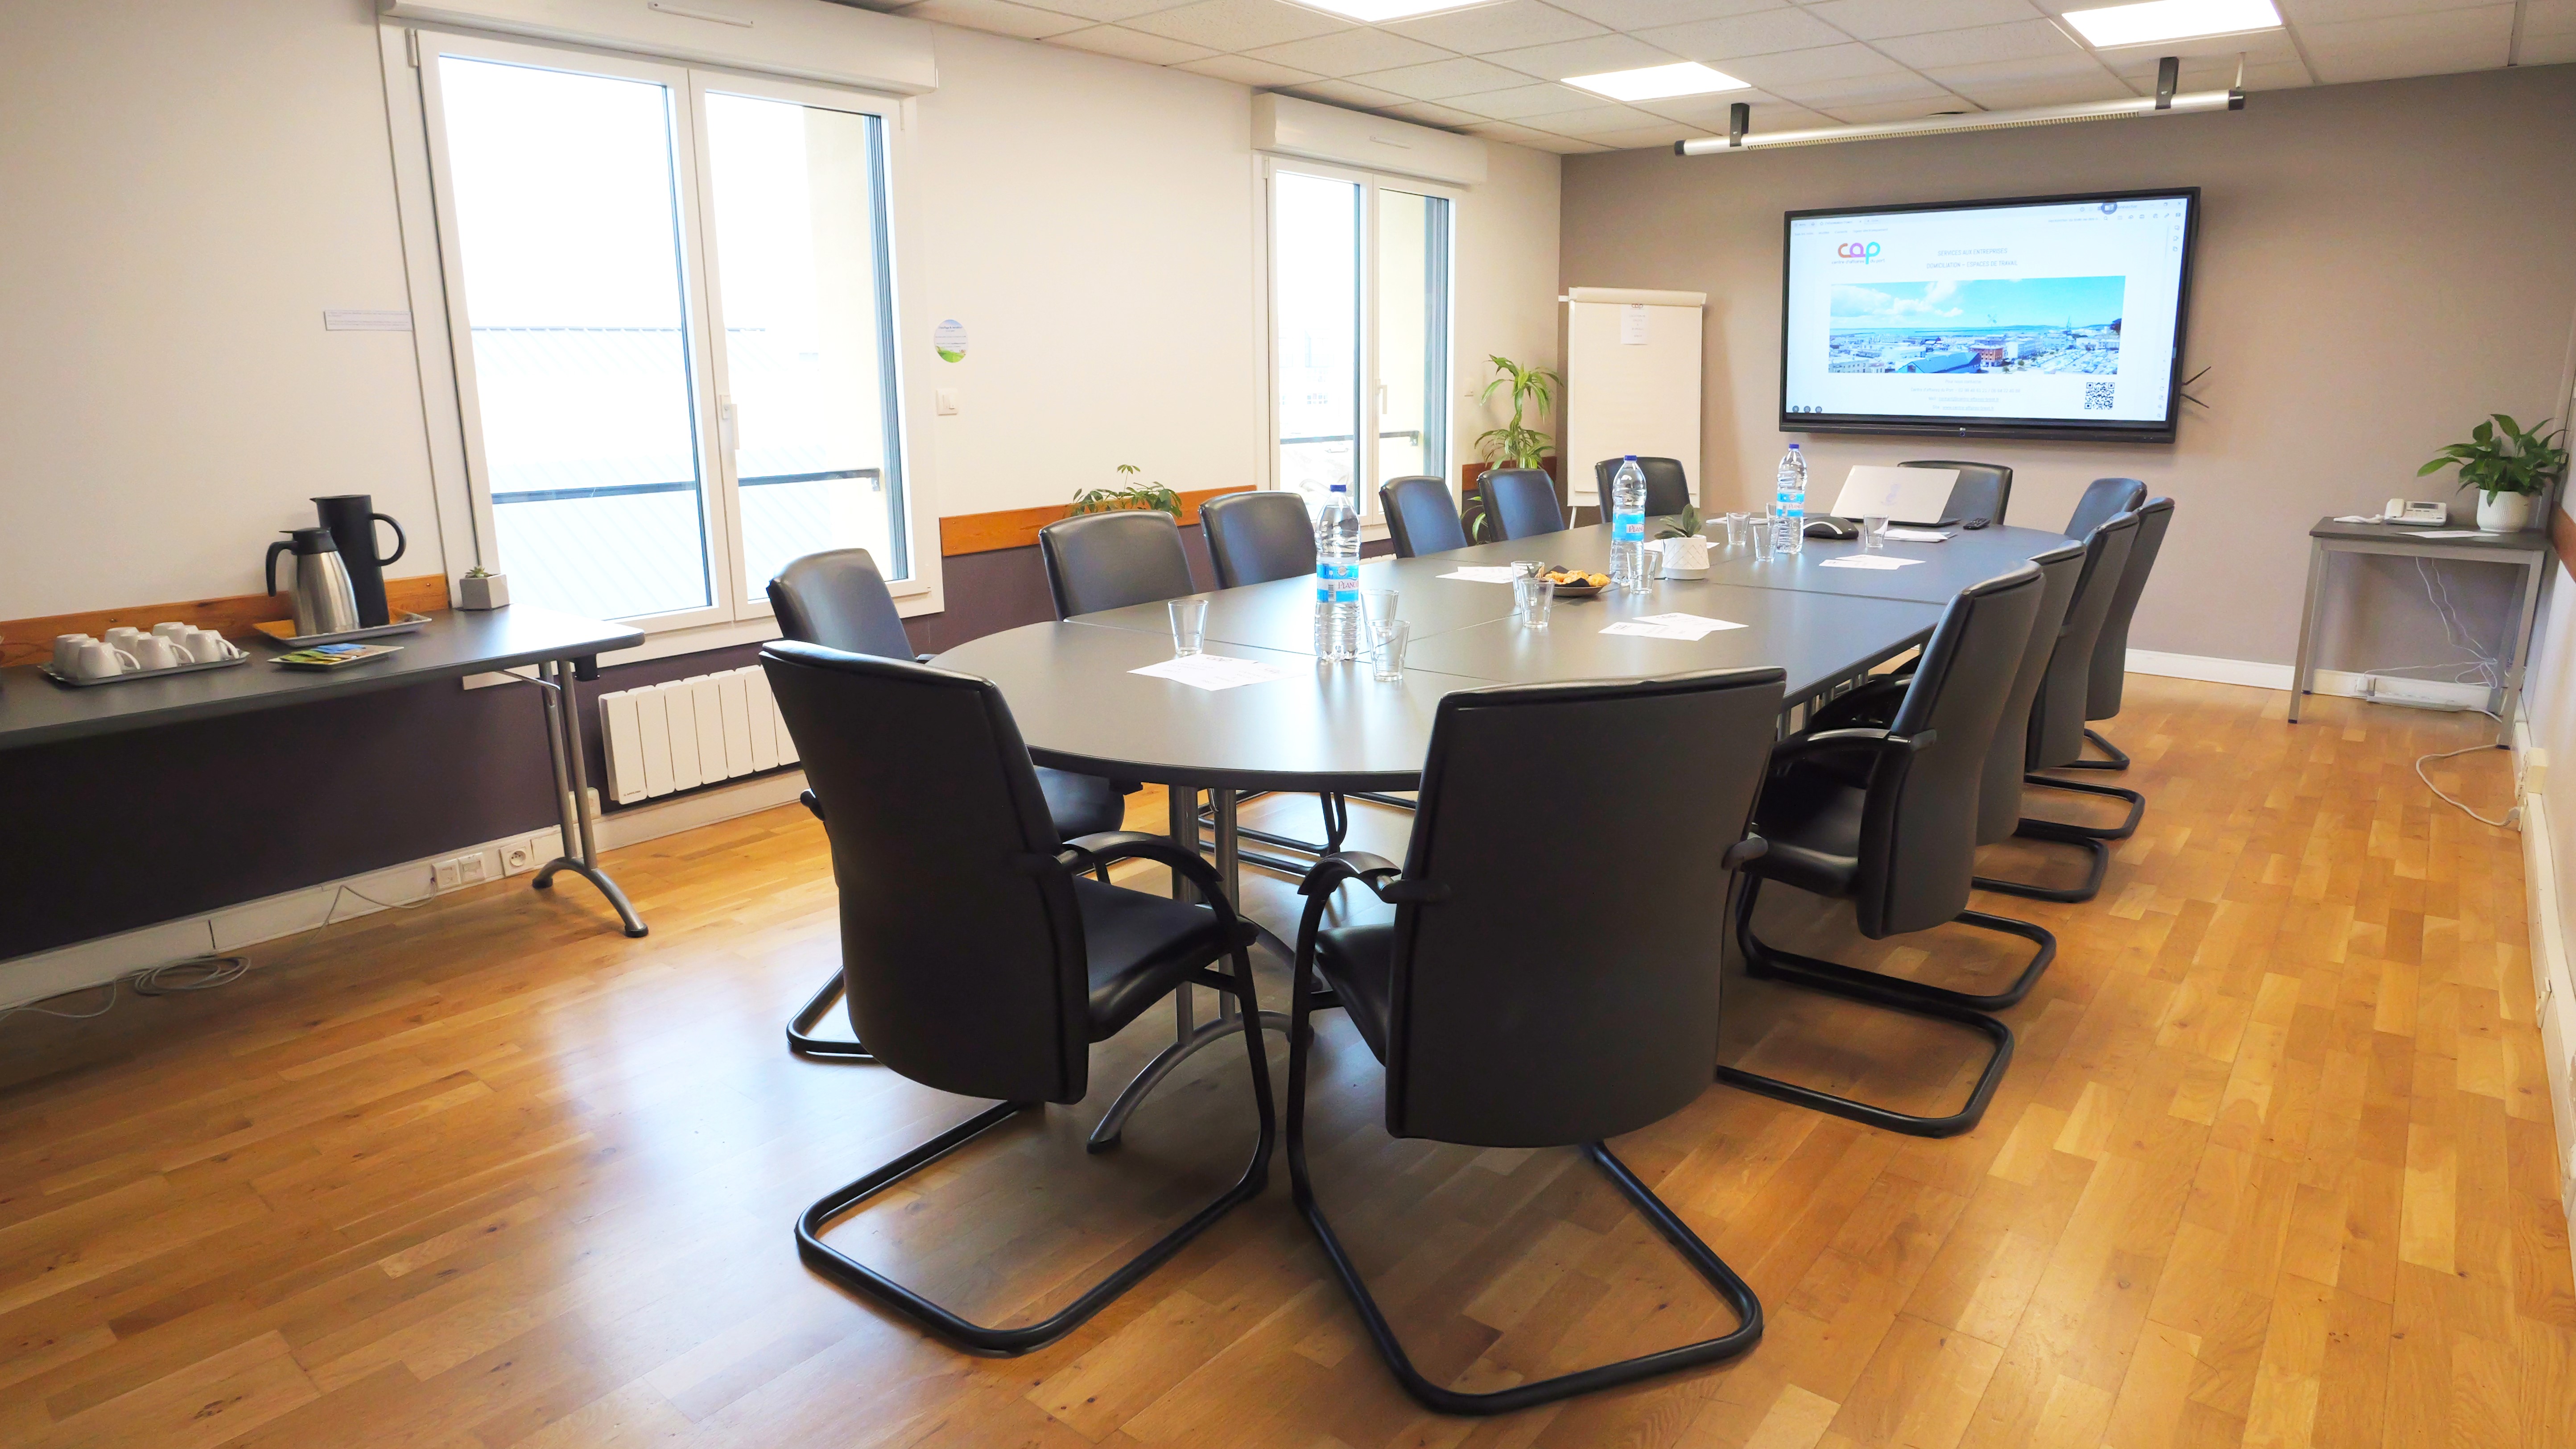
[530,657,648,938]
[2287,540,2328,724]
[2502,553,2545,747]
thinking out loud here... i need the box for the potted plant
[459,566,508,610]
[1465,355,1560,540]
[1068,464,1180,518]
[2418,414,2567,532]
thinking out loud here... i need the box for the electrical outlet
[458,853,490,886]
[433,857,462,891]
[501,838,537,875]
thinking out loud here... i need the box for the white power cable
[0,953,251,1026]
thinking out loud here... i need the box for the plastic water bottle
[1607,455,1648,591]
[1773,443,1808,556]
[1313,482,1362,660]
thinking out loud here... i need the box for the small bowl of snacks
[1543,567,1609,599]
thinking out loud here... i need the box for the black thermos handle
[372,512,407,566]
[265,539,290,597]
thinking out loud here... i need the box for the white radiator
[598,665,798,805]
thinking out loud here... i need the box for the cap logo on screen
[1836,241,1882,262]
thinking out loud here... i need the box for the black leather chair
[1379,475,1468,558]
[1901,460,2012,527]
[1482,467,1566,541]
[1288,668,1782,1413]
[1720,566,2048,1138]
[1978,509,2142,904]
[2061,497,2176,772]
[762,641,1274,1354]
[769,547,1130,1060]
[1038,509,1196,617]
[2066,476,2147,541]
[1197,490,1355,869]
[1589,456,1690,521]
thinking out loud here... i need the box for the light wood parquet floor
[1,675,2570,1448]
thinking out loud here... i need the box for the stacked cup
[52,623,239,681]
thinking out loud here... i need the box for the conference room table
[932,518,2074,1144]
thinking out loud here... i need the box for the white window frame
[380,23,942,654]
[1259,157,1459,524]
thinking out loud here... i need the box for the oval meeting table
[933,517,2076,1146]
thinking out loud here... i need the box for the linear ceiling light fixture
[1564,61,1750,102]
[1676,56,2239,157]
[2060,0,2281,49]
[1285,0,1501,21]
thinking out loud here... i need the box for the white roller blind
[1563,288,1705,509]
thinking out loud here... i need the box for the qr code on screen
[2083,381,2115,410]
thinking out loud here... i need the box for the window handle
[1377,382,1388,416]
[718,397,739,454]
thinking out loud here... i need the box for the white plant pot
[2474,492,2534,533]
[459,574,509,610]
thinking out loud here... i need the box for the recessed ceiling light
[1563,62,1750,103]
[1284,0,1503,22]
[2060,0,2282,49]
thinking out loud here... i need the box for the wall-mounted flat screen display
[1780,189,2199,443]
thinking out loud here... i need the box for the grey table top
[2308,516,2552,553]
[0,606,644,751]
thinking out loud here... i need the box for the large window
[415,35,912,630]
[1268,164,1452,517]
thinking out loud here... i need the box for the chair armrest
[799,789,825,822]
[1059,831,1233,915]
[1804,675,1911,734]
[1296,849,1404,899]
[1770,726,1938,772]
[1723,834,1768,869]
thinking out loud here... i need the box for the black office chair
[1589,456,1690,521]
[1977,509,2142,904]
[1379,475,1468,558]
[1719,566,2047,1138]
[769,547,1130,1061]
[1197,491,1355,870]
[1902,459,2012,527]
[1482,467,1566,541]
[1287,668,1783,1413]
[2060,498,2176,772]
[762,641,1274,1354]
[1038,509,1196,617]
[2065,476,2146,541]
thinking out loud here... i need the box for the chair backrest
[1039,509,1195,619]
[1482,468,1566,541]
[2084,497,2174,720]
[1862,566,2048,936]
[1379,475,1469,558]
[1377,668,1785,1147]
[2066,477,2147,540]
[1977,541,2086,845]
[766,548,915,660]
[1590,457,1690,518]
[2027,510,2140,769]
[761,641,1090,1105]
[1902,459,2013,527]
[1200,489,1316,589]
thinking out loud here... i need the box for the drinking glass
[1722,512,1752,550]
[1519,577,1555,629]
[1862,515,1891,552]
[1168,597,1208,657]
[1509,560,1548,619]
[1360,589,1399,634]
[1749,509,1776,562]
[1370,619,1410,682]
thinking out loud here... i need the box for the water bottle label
[1315,560,1357,603]
[1611,512,1645,542]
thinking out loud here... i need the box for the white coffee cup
[130,636,184,671]
[73,642,137,681]
[182,628,235,662]
[103,626,145,654]
[53,633,95,672]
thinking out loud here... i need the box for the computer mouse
[1804,517,1858,540]
[1962,518,1990,530]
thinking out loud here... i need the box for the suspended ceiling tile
[1765,70,1955,105]
[1714,41,1917,87]
[1941,74,2134,106]
[1459,117,1598,149]
[1801,0,2052,41]
[1482,32,1690,79]
[1916,50,2110,87]
[2520,31,2576,62]
[1012,0,1193,20]
[1385,1,1612,54]
[2278,0,2499,21]
[2525,0,2576,33]
[1443,79,1608,114]
[1351,54,1544,96]
[1377,98,1489,125]
[1246,27,1454,74]
[1584,122,1704,148]
[1546,0,1800,30]
[1284,76,1420,108]
[1510,99,1674,132]
[1127,0,1353,50]
[1175,53,1328,84]
[1875,17,2088,68]
[2299,3,2513,81]
[1649,94,1831,127]
[1631,6,1850,60]
[1046,24,1222,61]
[904,0,1093,38]
[1823,96,1987,122]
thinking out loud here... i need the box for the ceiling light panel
[2061,0,2283,49]
[1564,60,1750,101]
[1287,0,1504,23]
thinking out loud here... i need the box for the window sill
[460,615,782,689]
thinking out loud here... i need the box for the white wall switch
[935,388,960,416]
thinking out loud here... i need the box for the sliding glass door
[1268,164,1453,518]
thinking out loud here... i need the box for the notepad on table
[1600,613,1744,642]
[1130,654,1292,691]
[1818,555,1924,571]
[1438,566,1521,583]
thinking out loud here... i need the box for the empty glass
[1360,588,1399,634]
[1749,509,1777,562]
[1370,619,1410,681]
[1510,559,1547,619]
[1721,512,1752,550]
[1516,576,1555,629]
[1168,596,1208,657]
[1862,515,1891,552]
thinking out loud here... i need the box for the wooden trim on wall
[2554,502,2575,578]
[937,486,1251,558]
[1,575,451,669]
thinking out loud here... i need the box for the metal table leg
[530,656,648,938]
[2287,539,2328,724]
[1088,781,1291,1152]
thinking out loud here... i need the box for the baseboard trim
[2517,787,2576,1261]
[2126,649,2496,710]
[0,770,807,1013]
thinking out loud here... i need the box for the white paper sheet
[1817,555,1924,570]
[2407,530,2503,538]
[1881,527,1951,542]
[1600,612,1745,642]
[1130,654,1293,691]
[1439,566,1522,583]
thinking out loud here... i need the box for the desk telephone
[2384,498,2449,526]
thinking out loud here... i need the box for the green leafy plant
[2418,414,2568,501]
[464,566,493,579]
[1473,355,1560,468]
[1655,505,1703,540]
[1069,464,1181,517]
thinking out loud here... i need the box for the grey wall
[1559,65,2576,671]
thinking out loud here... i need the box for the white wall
[0,4,1564,622]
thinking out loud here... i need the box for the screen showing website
[1783,194,2192,427]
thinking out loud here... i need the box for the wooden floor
[2,675,2570,1448]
